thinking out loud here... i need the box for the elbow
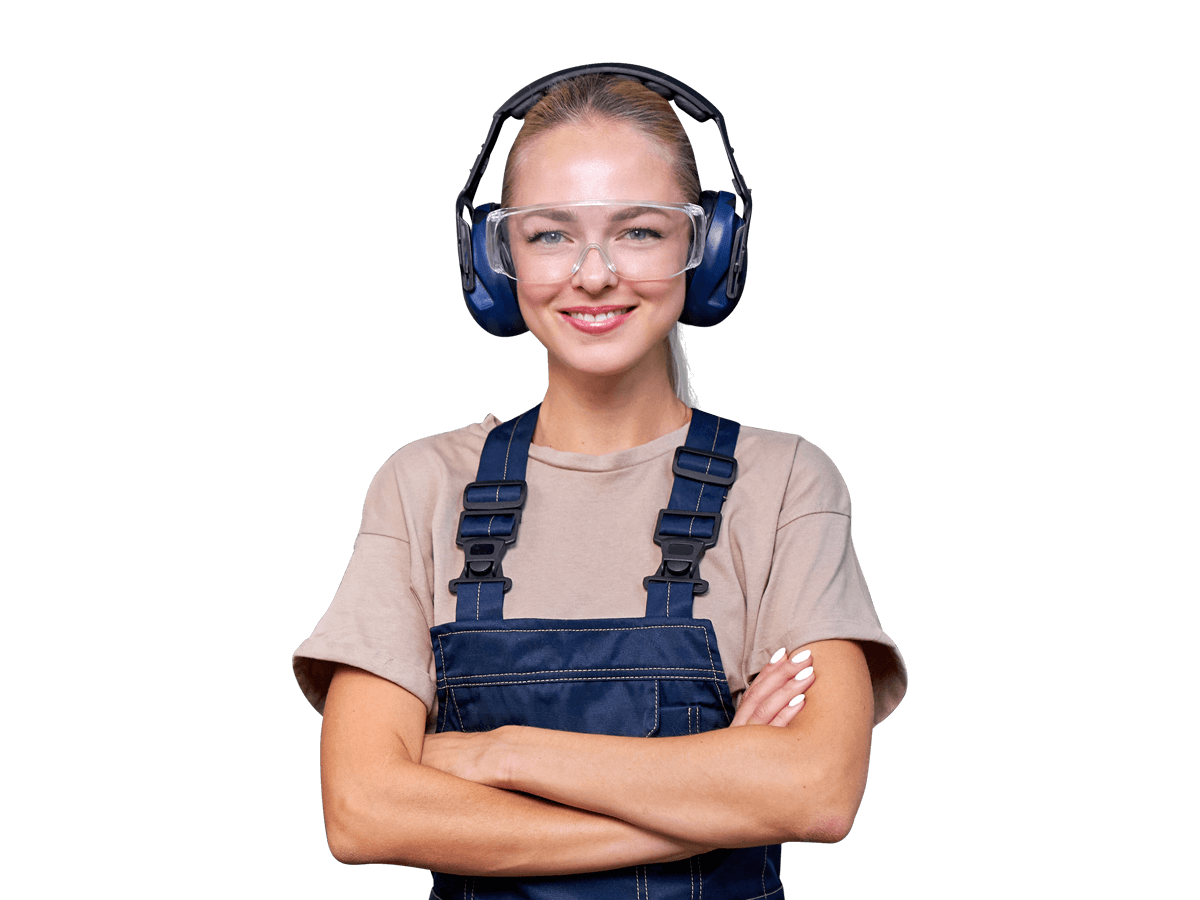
[327,829,364,866]
[322,774,433,867]
[779,799,859,845]
[322,783,396,865]
[790,807,856,844]
[772,761,865,845]
[323,792,372,864]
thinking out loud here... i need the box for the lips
[559,305,634,334]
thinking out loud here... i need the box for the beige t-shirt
[294,415,906,728]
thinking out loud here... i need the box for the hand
[421,728,509,787]
[730,647,816,728]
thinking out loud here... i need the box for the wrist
[490,725,524,790]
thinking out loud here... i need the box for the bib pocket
[439,674,661,736]
[431,617,733,737]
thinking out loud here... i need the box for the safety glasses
[485,201,707,284]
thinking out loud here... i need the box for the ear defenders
[455,63,753,337]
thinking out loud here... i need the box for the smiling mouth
[564,307,634,323]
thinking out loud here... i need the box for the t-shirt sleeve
[292,459,437,715]
[751,439,907,724]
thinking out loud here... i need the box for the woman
[294,64,905,898]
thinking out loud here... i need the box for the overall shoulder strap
[644,410,740,618]
[449,406,539,621]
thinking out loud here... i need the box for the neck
[534,350,690,455]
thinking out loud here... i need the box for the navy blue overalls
[430,406,784,900]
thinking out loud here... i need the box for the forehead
[507,122,684,208]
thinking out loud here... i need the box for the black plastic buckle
[449,479,527,595]
[642,509,723,596]
[672,446,738,487]
[450,537,514,593]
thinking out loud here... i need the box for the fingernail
[791,650,811,664]
[794,666,814,681]
[770,648,787,664]
[789,694,805,707]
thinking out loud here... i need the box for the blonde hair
[667,324,697,407]
[502,74,701,406]
[501,74,701,208]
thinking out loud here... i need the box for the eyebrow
[611,205,670,222]
[520,205,671,224]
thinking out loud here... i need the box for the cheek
[517,283,557,302]
[516,283,559,317]
[516,283,564,344]
[641,278,687,320]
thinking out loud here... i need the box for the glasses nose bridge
[570,241,617,276]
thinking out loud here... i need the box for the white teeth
[568,309,627,322]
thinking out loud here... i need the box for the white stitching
[760,843,767,899]
[441,665,719,678]
[501,411,523,480]
[677,415,726,539]
[435,635,451,732]
[436,634,467,729]
[436,624,709,636]
[739,886,784,900]
[645,681,660,736]
[434,675,725,688]
[697,626,732,723]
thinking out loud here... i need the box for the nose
[570,243,619,292]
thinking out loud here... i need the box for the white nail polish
[770,648,787,664]
[789,694,805,707]
[791,650,811,664]
[794,666,814,681]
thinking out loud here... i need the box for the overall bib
[430,406,784,900]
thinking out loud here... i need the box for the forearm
[324,753,711,875]
[494,724,860,846]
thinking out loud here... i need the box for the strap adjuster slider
[672,447,738,487]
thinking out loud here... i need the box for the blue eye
[625,228,663,241]
[529,230,566,245]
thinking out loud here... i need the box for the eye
[528,230,567,245]
[624,227,664,242]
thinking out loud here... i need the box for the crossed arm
[320,639,873,876]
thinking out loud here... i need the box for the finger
[733,649,797,725]
[746,648,807,699]
[749,665,813,726]
[733,648,816,726]
[768,693,805,727]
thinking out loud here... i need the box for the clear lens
[485,201,706,284]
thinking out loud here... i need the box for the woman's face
[506,121,689,387]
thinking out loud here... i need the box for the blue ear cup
[465,194,746,333]
[465,203,528,337]
[681,190,746,327]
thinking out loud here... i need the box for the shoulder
[359,416,500,536]
[732,422,852,524]
[376,416,497,485]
